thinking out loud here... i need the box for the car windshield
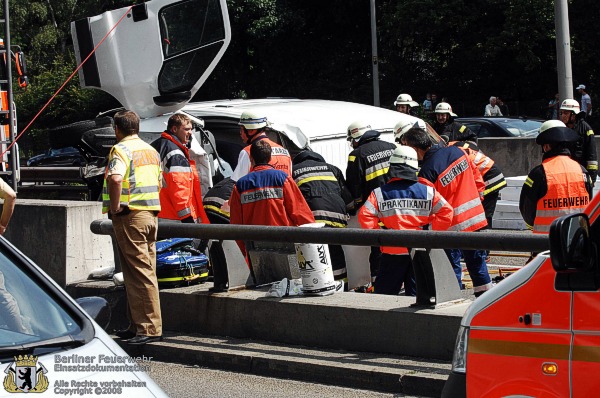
[495,119,542,137]
[0,242,83,348]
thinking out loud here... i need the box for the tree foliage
[4,0,599,156]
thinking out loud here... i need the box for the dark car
[26,147,86,167]
[454,117,543,138]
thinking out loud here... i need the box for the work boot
[209,283,229,293]
[114,329,136,340]
[353,282,374,293]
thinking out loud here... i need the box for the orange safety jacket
[418,144,487,232]
[151,132,209,223]
[358,177,453,254]
[533,156,589,234]
[229,164,315,257]
[451,141,506,196]
[232,135,292,182]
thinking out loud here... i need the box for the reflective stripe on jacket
[418,144,487,232]
[229,164,315,228]
[234,136,292,180]
[533,156,590,234]
[569,118,597,183]
[433,121,477,143]
[358,178,453,254]
[451,141,506,196]
[203,177,235,223]
[292,150,352,228]
[151,132,209,223]
[102,137,161,213]
[346,138,397,208]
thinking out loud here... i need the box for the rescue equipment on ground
[295,223,336,295]
[266,278,343,298]
[156,238,208,288]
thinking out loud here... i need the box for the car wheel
[82,127,117,158]
[48,117,114,149]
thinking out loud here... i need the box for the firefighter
[450,139,506,229]
[229,140,315,257]
[432,102,477,142]
[231,110,292,181]
[403,127,492,296]
[150,113,209,224]
[559,99,598,185]
[292,149,353,283]
[358,146,453,295]
[394,93,420,115]
[203,177,236,293]
[394,119,427,146]
[345,120,397,284]
[519,120,592,235]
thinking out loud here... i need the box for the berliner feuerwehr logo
[3,355,49,393]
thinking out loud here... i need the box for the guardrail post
[245,241,299,286]
[411,248,462,306]
[219,240,253,288]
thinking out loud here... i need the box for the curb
[117,333,449,397]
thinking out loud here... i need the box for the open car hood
[71,0,231,118]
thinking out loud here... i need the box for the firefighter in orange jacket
[520,120,592,234]
[231,110,292,181]
[450,137,506,228]
[358,146,453,295]
[230,140,315,257]
[403,127,491,296]
[150,113,209,224]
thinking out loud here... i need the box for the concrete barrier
[4,199,113,287]
[479,136,600,177]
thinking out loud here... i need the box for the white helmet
[394,119,426,142]
[434,102,457,117]
[540,119,567,131]
[559,99,580,114]
[394,93,419,107]
[239,110,268,130]
[347,120,372,141]
[389,145,419,169]
[536,119,579,145]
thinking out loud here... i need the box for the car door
[71,0,231,118]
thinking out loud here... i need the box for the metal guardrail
[90,219,549,252]
[20,167,82,183]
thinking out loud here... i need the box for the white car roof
[138,98,428,173]
[180,98,423,148]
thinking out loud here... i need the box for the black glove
[181,216,195,223]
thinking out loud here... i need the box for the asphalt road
[146,361,425,398]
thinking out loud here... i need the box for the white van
[0,236,167,396]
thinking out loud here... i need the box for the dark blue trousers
[374,253,416,296]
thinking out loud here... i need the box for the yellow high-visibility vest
[102,137,161,213]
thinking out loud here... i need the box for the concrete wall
[4,199,113,287]
[479,136,600,177]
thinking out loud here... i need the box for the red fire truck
[443,191,600,396]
